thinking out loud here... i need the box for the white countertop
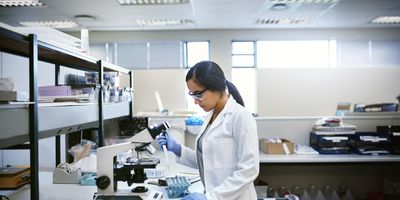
[259,152,400,163]
[1,151,203,200]
[3,150,400,199]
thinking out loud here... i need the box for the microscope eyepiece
[148,122,170,139]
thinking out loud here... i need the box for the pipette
[162,132,170,174]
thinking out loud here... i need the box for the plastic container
[185,116,204,135]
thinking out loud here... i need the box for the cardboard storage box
[0,167,30,189]
[259,138,294,154]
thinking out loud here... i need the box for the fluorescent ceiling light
[136,19,193,26]
[0,0,43,7]
[371,16,400,24]
[257,17,309,25]
[268,0,338,3]
[117,0,189,5]
[19,21,78,29]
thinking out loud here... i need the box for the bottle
[267,187,279,198]
[322,185,340,200]
[103,85,110,103]
[336,184,355,200]
[278,186,290,198]
[292,185,311,200]
[308,185,326,200]
[292,185,304,198]
[302,190,312,200]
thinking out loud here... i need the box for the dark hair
[186,61,245,107]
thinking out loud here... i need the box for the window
[148,41,183,69]
[232,41,255,67]
[89,43,115,64]
[232,68,257,114]
[257,40,337,68]
[337,40,400,68]
[185,41,210,68]
[117,42,147,69]
[231,41,257,114]
[90,41,184,70]
[185,41,210,114]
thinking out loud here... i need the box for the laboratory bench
[0,170,202,200]
[255,115,400,199]
[2,151,400,199]
[0,151,203,200]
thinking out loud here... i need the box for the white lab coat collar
[197,95,236,139]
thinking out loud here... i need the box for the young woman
[157,61,259,200]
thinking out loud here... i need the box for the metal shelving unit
[0,27,133,200]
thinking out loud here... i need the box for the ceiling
[0,0,400,31]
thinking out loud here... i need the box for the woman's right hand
[156,132,181,156]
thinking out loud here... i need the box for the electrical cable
[0,195,10,200]
[0,52,3,77]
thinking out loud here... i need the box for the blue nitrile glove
[182,193,207,200]
[156,131,181,156]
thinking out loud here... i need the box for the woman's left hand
[182,192,207,200]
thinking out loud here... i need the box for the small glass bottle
[278,186,290,198]
[336,184,355,200]
[322,185,341,200]
[103,85,110,103]
[292,185,304,197]
[308,185,326,200]
[322,185,333,200]
[267,187,278,198]
[292,185,311,200]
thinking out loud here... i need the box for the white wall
[77,28,400,117]
[257,68,400,116]
[133,69,187,112]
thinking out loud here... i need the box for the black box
[310,132,352,154]
[351,132,391,155]
[377,126,400,154]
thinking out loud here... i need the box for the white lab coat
[176,96,259,200]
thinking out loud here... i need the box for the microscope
[95,122,169,199]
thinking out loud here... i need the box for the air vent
[268,0,338,3]
[117,0,190,5]
[371,16,400,24]
[136,19,194,26]
[256,17,309,25]
[19,21,78,29]
[0,0,44,7]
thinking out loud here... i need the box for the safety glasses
[188,88,207,100]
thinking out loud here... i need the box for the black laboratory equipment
[351,132,391,155]
[310,132,353,154]
[377,126,400,154]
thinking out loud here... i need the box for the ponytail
[226,80,245,107]
[186,61,245,107]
